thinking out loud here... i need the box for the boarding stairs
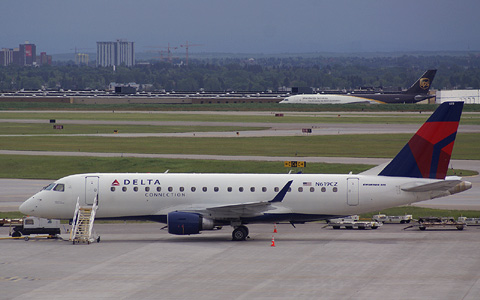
[69,196,98,244]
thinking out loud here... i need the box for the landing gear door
[347,178,359,206]
[85,176,99,206]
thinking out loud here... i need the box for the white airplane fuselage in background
[280,69,437,104]
[280,94,380,104]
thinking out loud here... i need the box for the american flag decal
[303,182,312,186]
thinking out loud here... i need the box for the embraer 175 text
[280,70,436,104]
[20,102,471,241]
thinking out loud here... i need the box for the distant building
[0,48,14,66]
[75,53,89,66]
[39,52,52,65]
[436,89,480,104]
[96,40,135,67]
[19,42,36,66]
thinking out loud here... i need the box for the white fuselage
[280,94,378,104]
[20,173,446,222]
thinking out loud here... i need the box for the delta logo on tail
[379,102,463,179]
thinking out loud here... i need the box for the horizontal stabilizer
[401,179,471,193]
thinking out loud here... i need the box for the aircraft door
[347,178,359,206]
[85,176,99,206]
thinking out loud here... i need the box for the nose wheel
[232,225,249,241]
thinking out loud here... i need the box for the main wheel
[232,226,248,241]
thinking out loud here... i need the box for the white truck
[373,214,413,224]
[11,216,61,238]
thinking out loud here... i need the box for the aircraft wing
[185,180,293,220]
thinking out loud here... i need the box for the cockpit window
[44,183,56,190]
[53,184,65,192]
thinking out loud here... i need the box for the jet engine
[167,211,215,235]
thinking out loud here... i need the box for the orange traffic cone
[273,224,278,233]
[271,235,276,247]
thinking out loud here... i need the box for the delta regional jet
[280,69,437,104]
[20,102,471,241]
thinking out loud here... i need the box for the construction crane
[147,44,178,63]
[69,47,92,55]
[180,41,203,66]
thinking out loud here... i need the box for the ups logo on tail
[419,78,430,90]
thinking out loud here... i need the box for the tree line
[1,53,479,92]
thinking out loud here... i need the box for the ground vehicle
[0,218,23,227]
[11,216,61,237]
[328,220,382,230]
[417,217,465,231]
[457,217,480,225]
[373,214,413,224]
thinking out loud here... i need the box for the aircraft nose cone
[19,197,37,214]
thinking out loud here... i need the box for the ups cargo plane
[280,69,436,104]
[20,101,471,241]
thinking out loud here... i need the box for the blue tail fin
[379,101,463,179]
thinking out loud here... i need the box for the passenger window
[180,187,184,192]
[122,187,127,192]
[310,187,315,192]
[274,187,279,192]
[239,187,244,192]
[214,187,219,192]
[333,187,338,192]
[288,188,291,192]
[321,187,326,192]
[111,187,115,192]
[227,187,232,192]
[134,187,138,192]
[157,187,161,192]
[191,187,196,192]
[250,187,255,192]
[298,187,303,192]
[202,187,207,192]
[145,187,150,192]
[168,187,173,192]
[53,184,65,192]
[262,187,267,192]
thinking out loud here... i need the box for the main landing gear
[232,225,249,241]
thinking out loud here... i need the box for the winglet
[270,180,293,203]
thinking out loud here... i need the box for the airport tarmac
[1,223,480,299]
[1,110,479,299]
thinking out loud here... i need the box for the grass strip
[0,155,373,180]
[1,133,478,159]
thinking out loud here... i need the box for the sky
[2,0,480,55]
